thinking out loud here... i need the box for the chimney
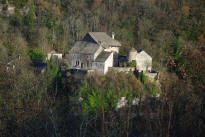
[111,32,115,39]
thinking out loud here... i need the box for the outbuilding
[136,50,152,72]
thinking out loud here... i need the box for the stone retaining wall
[109,67,135,73]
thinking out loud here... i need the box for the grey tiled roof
[69,41,100,54]
[95,51,112,62]
[87,32,121,48]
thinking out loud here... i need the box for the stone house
[128,49,152,72]
[69,32,121,74]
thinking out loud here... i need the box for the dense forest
[0,0,205,137]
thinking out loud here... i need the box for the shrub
[46,58,59,82]
[80,88,101,114]
[145,83,158,97]
[28,49,45,62]
[137,71,148,84]
[23,13,34,28]
[79,86,118,114]
[127,60,136,67]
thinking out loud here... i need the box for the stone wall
[68,53,94,69]
[92,62,104,74]
[109,67,135,73]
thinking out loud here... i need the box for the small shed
[47,50,63,60]
[136,50,152,72]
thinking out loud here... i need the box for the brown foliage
[159,79,204,137]
[39,0,61,16]
[181,46,205,89]
[39,0,50,10]
[93,0,102,7]
[198,34,205,44]
[52,4,61,16]
[181,5,190,16]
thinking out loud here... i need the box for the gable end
[83,33,97,44]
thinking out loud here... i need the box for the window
[76,61,79,66]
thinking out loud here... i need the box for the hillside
[0,0,205,137]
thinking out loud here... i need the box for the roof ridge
[87,32,121,48]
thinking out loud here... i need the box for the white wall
[7,6,15,15]
[104,47,119,66]
[94,46,103,60]
[47,53,63,60]
[129,52,137,62]
[136,58,152,72]
[91,52,113,74]
[104,47,119,53]
[104,52,113,74]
